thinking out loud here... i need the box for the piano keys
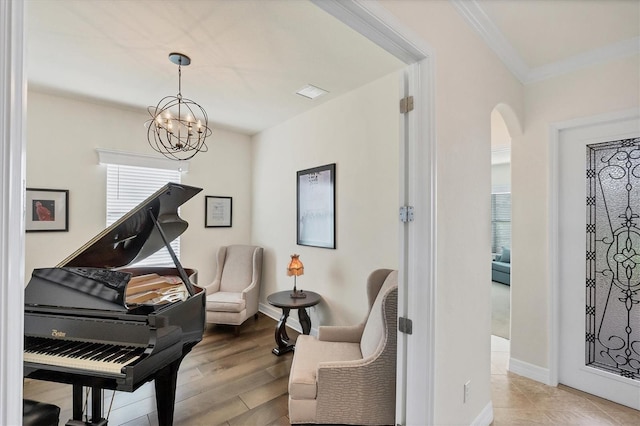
[23,183,205,426]
[24,337,147,375]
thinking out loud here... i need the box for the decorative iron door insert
[586,137,640,380]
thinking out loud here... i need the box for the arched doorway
[490,104,520,365]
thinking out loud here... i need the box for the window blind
[106,164,181,267]
[491,192,511,255]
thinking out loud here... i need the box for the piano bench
[23,399,60,426]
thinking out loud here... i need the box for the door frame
[309,2,436,423]
[548,107,640,387]
[2,1,437,424]
[0,0,27,424]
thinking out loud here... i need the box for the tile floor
[491,336,640,425]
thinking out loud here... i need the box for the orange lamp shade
[287,254,304,277]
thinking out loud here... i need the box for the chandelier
[147,53,212,161]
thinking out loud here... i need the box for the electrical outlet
[464,380,471,403]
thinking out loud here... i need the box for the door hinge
[399,317,413,335]
[399,95,414,114]
[399,205,414,223]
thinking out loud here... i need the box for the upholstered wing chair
[202,245,263,335]
[288,268,398,425]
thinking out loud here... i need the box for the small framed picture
[205,196,232,228]
[26,188,69,232]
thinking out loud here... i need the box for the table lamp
[287,254,306,298]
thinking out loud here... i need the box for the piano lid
[58,183,202,269]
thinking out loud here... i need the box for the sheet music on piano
[23,183,206,426]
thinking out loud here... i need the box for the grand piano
[23,183,205,426]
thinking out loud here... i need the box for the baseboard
[471,401,493,426]
[509,357,552,385]
[259,302,319,336]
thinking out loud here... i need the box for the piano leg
[66,384,107,426]
[92,386,102,424]
[72,384,83,421]
[154,356,185,426]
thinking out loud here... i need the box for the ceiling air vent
[296,84,328,100]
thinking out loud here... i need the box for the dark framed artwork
[297,163,336,249]
[26,188,69,232]
[205,196,232,227]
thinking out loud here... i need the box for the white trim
[396,69,409,425]
[310,0,428,63]
[471,401,494,426]
[0,1,26,424]
[404,58,437,426]
[548,122,561,387]
[450,0,529,82]
[578,364,640,387]
[451,0,640,85]
[509,357,552,386]
[527,37,640,84]
[396,62,437,426]
[548,108,640,389]
[96,148,190,172]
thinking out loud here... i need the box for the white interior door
[557,113,640,409]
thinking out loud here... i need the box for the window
[106,164,181,266]
[491,192,511,255]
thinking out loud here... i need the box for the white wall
[376,1,524,424]
[511,55,640,370]
[251,72,400,327]
[25,90,252,286]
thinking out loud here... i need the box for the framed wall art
[297,163,336,249]
[26,188,69,232]
[205,196,232,227]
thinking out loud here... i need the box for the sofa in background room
[492,247,511,285]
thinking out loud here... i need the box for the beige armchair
[288,269,398,425]
[202,245,263,335]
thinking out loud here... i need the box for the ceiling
[25,0,406,135]
[26,0,640,136]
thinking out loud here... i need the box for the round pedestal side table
[267,290,321,356]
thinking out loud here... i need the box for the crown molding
[450,0,640,85]
[450,0,530,82]
[526,36,640,84]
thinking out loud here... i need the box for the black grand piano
[23,183,205,426]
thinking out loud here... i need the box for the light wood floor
[24,315,640,425]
